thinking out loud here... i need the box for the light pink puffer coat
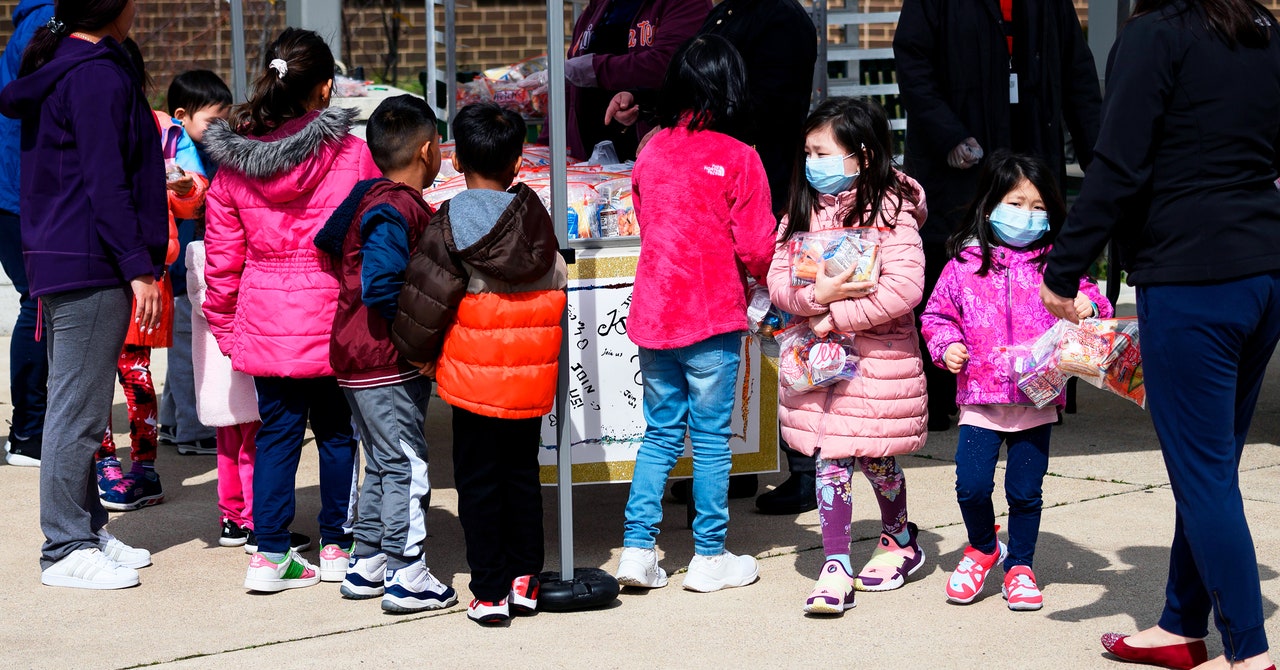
[767,174,929,460]
[202,108,380,378]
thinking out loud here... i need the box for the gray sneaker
[175,437,217,456]
[615,547,668,588]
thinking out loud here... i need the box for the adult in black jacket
[893,0,1102,430]
[1041,1,1280,667]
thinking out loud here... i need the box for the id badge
[1009,72,1020,104]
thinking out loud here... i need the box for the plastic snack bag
[789,228,882,287]
[1104,336,1146,408]
[746,284,789,358]
[775,323,858,392]
[1011,321,1070,408]
[1056,318,1140,387]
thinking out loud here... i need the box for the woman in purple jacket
[0,0,166,590]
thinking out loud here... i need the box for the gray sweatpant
[344,376,432,569]
[39,286,131,569]
[158,294,215,442]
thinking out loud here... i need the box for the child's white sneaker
[318,543,351,582]
[382,560,458,614]
[41,548,139,590]
[340,553,387,599]
[243,550,321,592]
[683,550,759,593]
[615,547,668,588]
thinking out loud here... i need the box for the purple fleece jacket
[0,35,168,298]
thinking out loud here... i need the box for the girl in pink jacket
[768,98,929,615]
[920,152,1110,612]
[202,29,380,593]
[614,35,776,594]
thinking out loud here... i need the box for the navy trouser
[0,209,46,439]
[955,423,1051,570]
[253,376,358,554]
[1140,273,1280,661]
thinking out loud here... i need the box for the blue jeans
[623,332,742,557]
[955,423,1051,570]
[252,376,358,553]
[0,209,46,439]
[1140,274,1280,661]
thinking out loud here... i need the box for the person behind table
[0,0,164,589]
[767,97,930,615]
[202,27,381,593]
[392,102,567,625]
[922,151,1110,612]
[610,35,775,594]
[157,69,232,458]
[313,94,457,615]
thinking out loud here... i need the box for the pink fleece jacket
[202,108,380,378]
[627,124,776,350]
[767,174,930,460]
[920,244,1112,408]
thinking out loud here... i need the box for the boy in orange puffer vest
[392,102,567,626]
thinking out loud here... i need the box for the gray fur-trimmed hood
[202,107,359,180]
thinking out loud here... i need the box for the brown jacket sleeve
[391,204,469,363]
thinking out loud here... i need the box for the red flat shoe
[1100,633,1209,670]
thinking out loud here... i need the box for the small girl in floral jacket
[921,151,1111,613]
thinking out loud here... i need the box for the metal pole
[811,0,828,104]
[425,0,436,111]
[229,0,248,103]
[547,0,573,579]
[446,0,457,128]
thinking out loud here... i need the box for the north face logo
[704,164,725,177]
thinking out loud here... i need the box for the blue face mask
[805,153,859,195]
[989,203,1050,248]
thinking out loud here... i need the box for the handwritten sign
[539,250,778,484]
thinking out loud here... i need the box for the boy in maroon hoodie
[313,94,456,614]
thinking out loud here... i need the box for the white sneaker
[243,550,321,592]
[340,553,388,599]
[96,529,151,569]
[318,543,351,582]
[615,547,668,588]
[41,548,139,590]
[382,560,458,614]
[682,550,759,593]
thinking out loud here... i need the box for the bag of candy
[746,284,789,358]
[775,323,859,392]
[789,228,882,287]
[1056,318,1141,387]
[1104,334,1146,408]
[1006,321,1070,408]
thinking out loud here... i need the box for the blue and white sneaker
[340,553,387,600]
[382,559,458,614]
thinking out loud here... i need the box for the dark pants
[920,239,957,423]
[0,209,46,439]
[252,376,358,554]
[955,423,1051,570]
[1140,273,1280,661]
[452,406,544,602]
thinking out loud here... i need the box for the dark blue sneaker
[100,468,164,512]
[340,553,387,599]
[95,457,124,494]
[382,560,458,614]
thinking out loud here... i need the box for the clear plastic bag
[788,228,883,287]
[776,323,859,392]
[746,284,789,358]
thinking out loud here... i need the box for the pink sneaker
[945,538,1007,604]
[318,544,351,582]
[804,559,855,615]
[1002,565,1043,611]
[243,551,320,592]
[855,522,926,592]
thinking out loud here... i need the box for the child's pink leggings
[217,421,259,528]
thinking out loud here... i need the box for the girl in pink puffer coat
[920,152,1110,612]
[768,98,929,615]
[202,29,380,593]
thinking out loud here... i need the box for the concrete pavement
[3,308,1280,669]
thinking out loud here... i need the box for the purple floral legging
[816,454,907,555]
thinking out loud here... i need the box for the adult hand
[565,54,598,88]
[944,342,969,374]
[1040,281,1080,323]
[947,137,983,170]
[409,359,437,377]
[131,274,162,332]
[166,172,194,196]
[1074,293,1097,320]
[605,92,640,127]
[813,261,876,305]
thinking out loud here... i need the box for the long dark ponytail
[781,97,919,243]
[1132,0,1275,47]
[231,28,335,136]
[19,0,133,77]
